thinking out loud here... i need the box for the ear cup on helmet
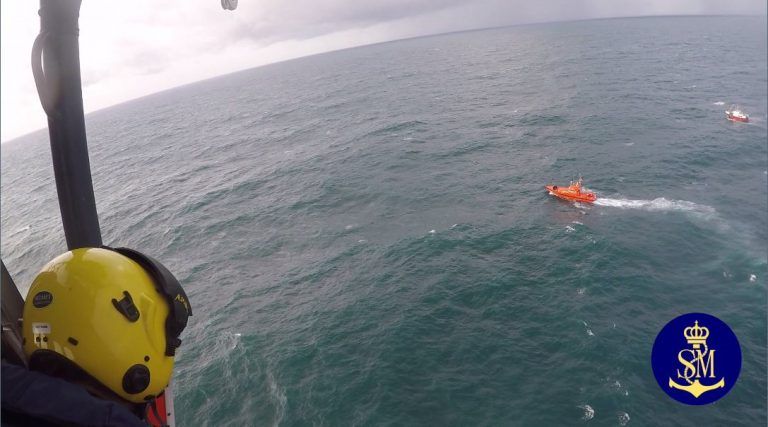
[110,247,192,356]
[122,364,151,395]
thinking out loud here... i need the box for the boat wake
[266,369,287,427]
[594,197,715,216]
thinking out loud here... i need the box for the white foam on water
[577,288,586,295]
[606,378,629,396]
[749,274,757,282]
[227,332,241,350]
[429,229,436,234]
[565,225,576,233]
[579,404,595,421]
[713,101,725,105]
[7,225,31,238]
[266,369,287,427]
[582,321,595,336]
[213,331,243,358]
[572,221,583,225]
[618,412,630,426]
[594,197,715,217]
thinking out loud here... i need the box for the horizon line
[3,12,765,144]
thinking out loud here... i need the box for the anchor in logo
[668,321,725,398]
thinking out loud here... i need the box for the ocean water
[2,16,767,426]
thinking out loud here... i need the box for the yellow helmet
[22,247,191,403]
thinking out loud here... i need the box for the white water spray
[594,197,715,216]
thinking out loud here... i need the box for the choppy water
[2,16,767,426]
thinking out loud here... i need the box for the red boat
[545,178,597,203]
[726,105,749,123]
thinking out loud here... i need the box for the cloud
[228,0,466,43]
[2,0,765,142]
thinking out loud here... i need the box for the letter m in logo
[696,349,716,378]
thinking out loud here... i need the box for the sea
[2,16,766,426]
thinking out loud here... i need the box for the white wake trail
[594,197,716,216]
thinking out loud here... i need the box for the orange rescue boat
[545,178,597,203]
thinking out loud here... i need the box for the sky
[1,0,765,142]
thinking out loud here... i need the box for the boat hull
[545,185,597,203]
[726,114,749,123]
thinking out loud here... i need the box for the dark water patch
[519,114,568,127]
[365,120,429,137]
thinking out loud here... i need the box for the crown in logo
[683,321,709,348]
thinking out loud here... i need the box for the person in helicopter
[568,177,584,194]
[2,247,191,426]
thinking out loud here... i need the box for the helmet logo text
[32,291,53,308]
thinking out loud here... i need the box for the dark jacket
[1,361,147,426]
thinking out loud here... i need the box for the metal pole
[37,0,102,249]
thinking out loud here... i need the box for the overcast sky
[1,0,765,142]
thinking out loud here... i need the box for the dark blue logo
[32,291,53,308]
[652,313,741,405]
